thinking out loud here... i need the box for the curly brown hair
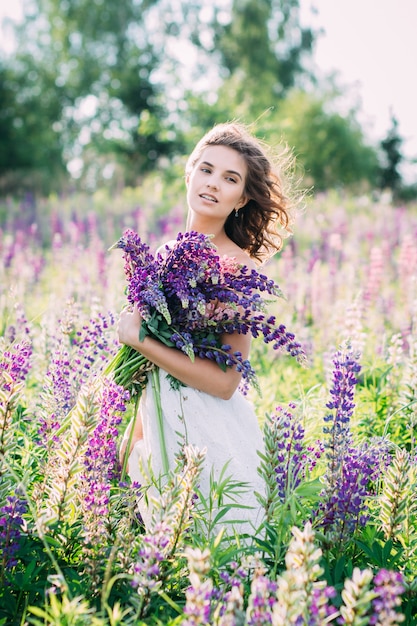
[185,122,295,263]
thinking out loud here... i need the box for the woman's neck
[186,214,225,242]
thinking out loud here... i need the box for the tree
[0,61,66,194]
[378,114,403,197]
[260,90,379,191]
[0,0,183,192]
[0,0,320,193]
[193,0,317,119]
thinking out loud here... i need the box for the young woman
[117,122,294,532]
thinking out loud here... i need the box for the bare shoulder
[218,242,257,271]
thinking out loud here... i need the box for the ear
[236,195,248,210]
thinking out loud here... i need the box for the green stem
[151,367,169,475]
[158,590,183,614]
[120,393,141,483]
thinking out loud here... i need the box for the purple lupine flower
[218,561,247,588]
[364,246,384,304]
[369,569,405,625]
[183,580,214,625]
[183,547,214,626]
[316,346,388,540]
[133,521,172,593]
[0,492,28,572]
[272,404,309,501]
[3,303,31,345]
[37,310,117,445]
[216,561,247,620]
[71,311,117,385]
[80,379,127,544]
[308,585,338,625]
[1,341,32,459]
[305,439,325,474]
[37,346,73,445]
[323,346,361,478]
[317,442,385,539]
[246,574,278,625]
[0,340,32,391]
[110,229,305,396]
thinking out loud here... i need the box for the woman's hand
[117,305,250,400]
[117,306,142,347]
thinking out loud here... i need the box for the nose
[207,180,219,190]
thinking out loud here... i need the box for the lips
[200,194,218,203]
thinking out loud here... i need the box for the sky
[1,0,416,181]
[300,0,417,179]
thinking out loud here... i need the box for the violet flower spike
[0,492,28,573]
[369,569,405,625]
[80,379,127,544]
[108,229,305,397]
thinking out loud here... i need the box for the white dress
[125,368,265,534]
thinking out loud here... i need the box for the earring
[235,208,239,218]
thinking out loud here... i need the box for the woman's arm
[117,307,251,400]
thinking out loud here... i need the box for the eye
[200,167,211,174]
[225,175,238,183]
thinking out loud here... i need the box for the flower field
[1,188,417,625]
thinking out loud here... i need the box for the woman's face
[186,145,248,223]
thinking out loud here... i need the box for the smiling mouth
[200,194,218,203]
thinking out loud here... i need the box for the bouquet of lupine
[107,229,305,398]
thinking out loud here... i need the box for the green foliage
[0,0,392,198]
[211,0,316,114]
[0,0,182,193]
[0,0,378,197]
[0,61,67,194]
[261,89,379,191]
[378,115,404,197]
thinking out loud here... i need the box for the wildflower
[80,379,127,545]
[150,444,206,548]
[0,339,32,391]
[133,520,172,594]
[108,229,305,397]
[71,311,117,386]
[258,404,323,523]
[0,340,32,462]
[398,233,417,295]
[0,492,28,573]
[35,376,123,526]
[183,547,214,625]
[215,562,247,625]
[36,308,117,450]
[369,569,405,625]
[272,404,308,501]
[379,448,411,541]
[36,346,72,445]
[216,585,245,625]
[273,523,337,624]
[317,442,384,541]
[314,345,387,541]
[364,246,384,304]
[323,345,361,474]
[3,303,31,344]
[338,567,375,624]
[341,297,366,356]
[308,586,338,625]
[246,571,277,625]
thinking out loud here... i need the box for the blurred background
[0,0,416,201]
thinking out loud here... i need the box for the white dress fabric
[125,368,265,534]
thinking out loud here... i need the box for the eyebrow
[201,161,243,181]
